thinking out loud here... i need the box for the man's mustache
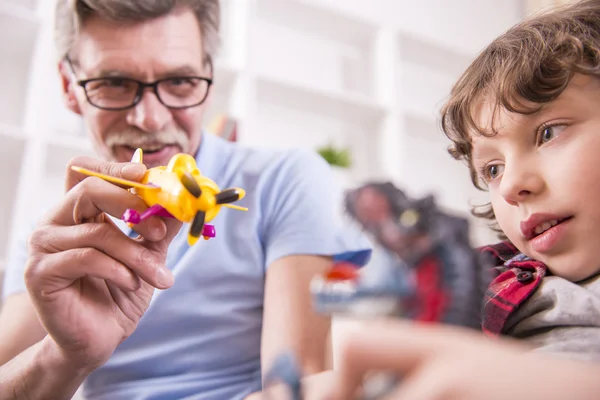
[104,128,189,149]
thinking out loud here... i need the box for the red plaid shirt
[479,241,548,336]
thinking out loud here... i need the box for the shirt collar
[193,130,228,184]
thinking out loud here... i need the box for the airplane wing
[71,166,161,190]
[222,204,249,211]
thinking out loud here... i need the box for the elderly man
[0,1,371,399]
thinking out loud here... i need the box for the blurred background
[0,0,575,304]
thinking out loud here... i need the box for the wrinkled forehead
[71,8,206,73]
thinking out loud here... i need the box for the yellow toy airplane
[71,148,248,245]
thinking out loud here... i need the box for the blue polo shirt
[3,132,372,399]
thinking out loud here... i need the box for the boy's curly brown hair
[440,0,600,238]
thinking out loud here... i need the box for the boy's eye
[484,164,504,180]
[539,124,566,144]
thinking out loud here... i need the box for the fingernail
[122,163,146,177]
[156,267,174,288]
[151,223,167,241]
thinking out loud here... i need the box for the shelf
[252,0,378,98]
[1,0,38,13]
[398,63,457,123]
[28,141,97,214]
[402,111,444,142]
[0,1,40,128]
[396,33,475,129]
[203,61,239,131]
[44,140,96,179]
[0,133,26,261]
[49,107,88,140]
[256,75,386,125]
[398,113,474,215]
[45,133,92,154]
[217,0,235,66]
[0,122,30,142]
[398,33,474,79]
[251,75,381,182]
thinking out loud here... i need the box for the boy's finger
[331,321,481,399]
[380,367,441,400]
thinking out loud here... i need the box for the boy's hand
[245,370,335,400]
[24,156,182,371]
[328,319,598,400]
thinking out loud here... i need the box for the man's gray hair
[54,0,220,66]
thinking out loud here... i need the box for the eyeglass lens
[84,77,211,109]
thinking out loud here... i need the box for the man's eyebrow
[161,65,202,77]
[95,69,133,78]
[92,66,203,79]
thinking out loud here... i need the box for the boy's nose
[499,160,545,206]
[126,90,172,132]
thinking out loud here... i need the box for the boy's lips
[520,213,573,240]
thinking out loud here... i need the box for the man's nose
[126,89,172,132]
[499,157,545,206]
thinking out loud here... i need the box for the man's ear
[58,61,82,115]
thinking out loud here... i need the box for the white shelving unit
[0,0,40,268]
[1,0,527,271]
[0,0,96,271]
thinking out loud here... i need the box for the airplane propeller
[215,188,243,204]
[180,171,202,198]
[189,210,207,240]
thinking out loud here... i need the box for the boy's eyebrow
[470,138,491,164]
[471,148,484,164]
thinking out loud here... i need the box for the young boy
[440,0,600,361]
[252,2,600,398]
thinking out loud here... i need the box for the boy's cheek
[490,199,520,241]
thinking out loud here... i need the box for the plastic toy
[316,182,492,327]
[71,148,248,245]
[263,351,303,400]
[310,258,416,317]
[264,181,493,399]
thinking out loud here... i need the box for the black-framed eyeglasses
[75,75,214,111]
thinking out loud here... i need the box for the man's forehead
[72,9,205,72]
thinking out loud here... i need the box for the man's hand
[24,156,182,370]
[328,319,600,400]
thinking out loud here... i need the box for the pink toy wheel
[123,209,141,225]
[202,224,216,239]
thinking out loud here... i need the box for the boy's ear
[58,61,82,115]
